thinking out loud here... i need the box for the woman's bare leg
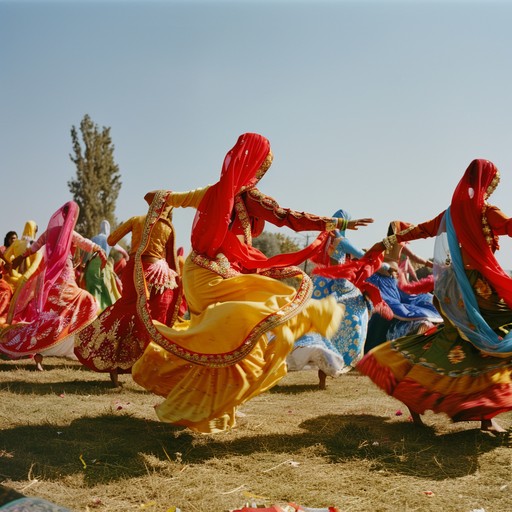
[480,418,506,433]
[109,370,121,388]
[34,353,44,371]
[318,369,327,390]
[408,407,424,426]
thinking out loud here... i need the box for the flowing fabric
[288,210,372,376]
[0,279,12,324]
[0,203,98,358]
[132,134,344,433]
[450,159,512,307]
[191,133,332,271]
[436,209,512,356]
[358,158,512,422]
[75,198,182,373]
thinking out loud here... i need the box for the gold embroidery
[447,345,466,364]
[234,196,252,245]
[474,277,493,300]
[190,251,240,279]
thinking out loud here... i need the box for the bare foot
[34,353,44,371]
[408,408,424,426]
[481,418,507,434]
[318,369,327,390]
[109,371,122,388]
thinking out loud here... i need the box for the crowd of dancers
[1,133,511,435]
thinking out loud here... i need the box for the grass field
[0,357,511,512]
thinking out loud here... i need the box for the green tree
[253,231,302,257]
[68,114,122,238]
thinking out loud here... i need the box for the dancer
[82,220,125,312]
[0,202,106,370]
[364,220,443,353]
[286,209,373,389]
[359,159,512,433]
[75,202,183,387]
[2,221,41,294]
[0,231,17,258]
[132,132,374,433]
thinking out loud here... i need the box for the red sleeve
[486,205,512,236]
[244,189,336,236]
[395,211,446,243]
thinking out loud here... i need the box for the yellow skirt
[132,257,343,433]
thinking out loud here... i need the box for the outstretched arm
[245,189,373,233]
[144,186,210,210]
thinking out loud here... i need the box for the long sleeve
[72,232,98,253]
[108,217,137,247]
[486,205,512,236]
[244,189,337,235]
[395,211,446,244]
[336,237,365,259]
[164,186,210,209]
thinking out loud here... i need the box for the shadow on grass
[268,383,320,394]
[0,359,84,371]
[1,412,508,486]
[0,379,148,396]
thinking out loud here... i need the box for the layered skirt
[75,258,180,373]
[132,256,343,433]
[288,275,370,377]
[358,275,512,421]
[0,260,98,358]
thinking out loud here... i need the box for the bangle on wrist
[382,234,397,252]
[337,218,348,231]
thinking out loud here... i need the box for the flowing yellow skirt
[132,257,343,433]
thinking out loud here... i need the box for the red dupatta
[8,201,79,322]
[450,158,512,308]
[191,133,331,271]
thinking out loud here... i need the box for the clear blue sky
[2,0,512,266]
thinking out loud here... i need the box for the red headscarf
[191,133,270,258]
[450,158,512,307]
[191,133,331,271]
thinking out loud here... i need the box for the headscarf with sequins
[191,132,331,271]
[449,158,512,306]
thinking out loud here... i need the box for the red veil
[191,133,330,272]
[450,159,512,308]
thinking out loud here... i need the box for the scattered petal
[90,497,103,507]
[423,490,434,496]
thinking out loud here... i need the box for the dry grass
[0,357,511,512]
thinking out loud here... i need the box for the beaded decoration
[481,170,500,248]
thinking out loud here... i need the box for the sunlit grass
[1,357,511,511]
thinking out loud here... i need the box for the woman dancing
[132,132,374,432]
[359,159,512,433]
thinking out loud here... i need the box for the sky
[2,0,512,267]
